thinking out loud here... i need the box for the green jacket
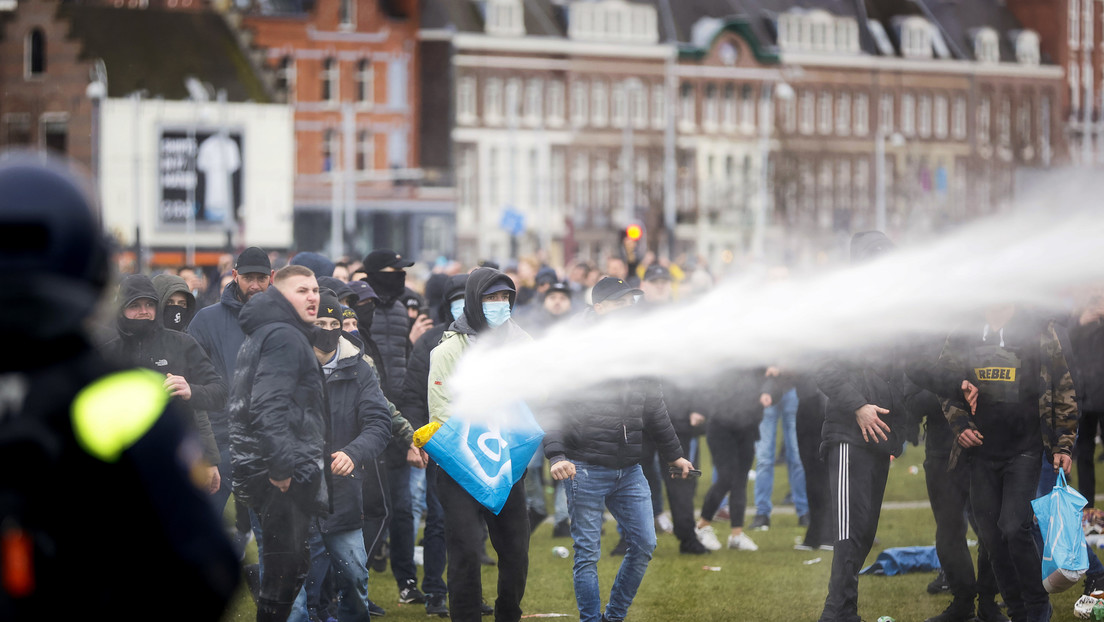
[428,330,471,426]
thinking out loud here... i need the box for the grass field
[219,442,1101,622]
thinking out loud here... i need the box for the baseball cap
[591,277,642,305]
[362,249,415,273]
[546,281,572,298]
[347,280,379,303]
[482,281,516,296]
[235,246,271,275]
[643,264,671,282]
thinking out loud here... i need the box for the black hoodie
[228,286,331,514]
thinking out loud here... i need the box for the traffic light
[624,222,643,242]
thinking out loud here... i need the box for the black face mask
[119,317,156,338]
[355,300,376,332]
[312,327,341,354]
[162,305,186,331]
[365,271,406,302]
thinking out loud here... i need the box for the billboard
[159,129,244,227]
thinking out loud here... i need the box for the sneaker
[679,539,709,555]
[398,579,427,604]
[552,520,571,538]
[728,532,758,551]
[798,514,810,528]
[715,506,731,520]
[818,544,835,551]
[927,570,951,594]
[922,597,975,622]
[749,514,771,531]
[425,594,449,618]
[794,542,815,551]
[1084,573,1104,596]
[655,512,674,534]
[695,525,722,551]
[480,599,493,616]
[367,600,385,617]
[1074,594,1099,620]
[610,538,629,556]
[976,597,1009,622]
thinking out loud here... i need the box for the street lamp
[874,129,905,232]
[751,81,794,261]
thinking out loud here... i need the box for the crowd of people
[4,156,1104,622]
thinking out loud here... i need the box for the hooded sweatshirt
[153,273,196,331]
[400,274,467,429]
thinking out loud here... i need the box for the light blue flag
[424,402,544,514]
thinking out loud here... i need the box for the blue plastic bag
[860,546,941,576]
[423,402,544,515]
[1031,469,1088,593]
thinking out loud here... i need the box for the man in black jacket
[102,274,224,494]
[229,264,329,622]
[545,276,695,622]
[815,231,910,622]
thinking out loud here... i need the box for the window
[41,116,67,154]
[457,76,476,124]
[836,92,851,136]
[1069,63,1081,115]
[722,84,736,129]
[486,0,525,37]
[525,79,543,125]
[998,95,1011,146]
[703,83,718,128]
[356,130,373,170]
[1040,95,1052,162]
[612,82,627,128]
[339,0,353,27]
[592,80,608,127]
[458,149,476,211]
[1069,0,1080,48]
[898,17,933,59]
[387,60,407,108]
[800,90,815,135]
[952,96,967,140]
[741,85,754,133]
[918,94,931,138]
[651,83,665,129]
[1018,100,1032,150]
[571,81,588,126]
[901,93,915,137]
[782,94,797,133]
[573,153,589,209]
[486,78,504,125]
[356,59,373,105]
[275,56,295,100]
[3,114,30,146]
[322,129,337,172]
[934,95,948,139]
[551,150,565,212]
[977,96,991,144]
[635,154,649,206]
[855,159,870,211]
[26,29,45,78]
[974,28,1000,64]
[818,91,832,135]
[836,159,851,210]
[854,93,869,136]
[1016,31,1041,66]
[679,82,695,127]
[630,83,647,129]
[879,94,894,133]
[594,156,610,211]
[529,149,540,207]
[321,58,338,103]
[488,147,500,207]
[548,80,565,126]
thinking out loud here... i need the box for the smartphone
[668,466,702,478]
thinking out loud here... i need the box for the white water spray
[448,171,1104,421]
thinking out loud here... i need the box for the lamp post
[751,81,793,261]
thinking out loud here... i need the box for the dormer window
[569,0,657,44]
[777,9,859,54]
[974,28,1000,64]
[486,0,525,37]
[897,16,933,59]
[1015,30,1041,66]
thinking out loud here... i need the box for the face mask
[365,271,406,302]
[163,305,186,331]
[482,301,511,328]
[119,316,156,337]
[312,327,341,354]
[450,299,465,322]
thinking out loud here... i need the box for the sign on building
[158,129,244,227]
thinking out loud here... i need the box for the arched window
[321,58,338,103]
[26,29,45,77]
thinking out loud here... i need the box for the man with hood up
[229,264,329,622]
[101,274,224,493]
[814,231,911,622]
[428,267,532,622]
[154,273,196,332]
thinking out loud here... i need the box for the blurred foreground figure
[0,155,239,619]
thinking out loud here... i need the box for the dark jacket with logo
[321,336,392,533]
[229,286,330,514]
[188,282,250,439]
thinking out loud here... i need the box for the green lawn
[220,442,1100,622]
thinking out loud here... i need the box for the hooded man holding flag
[427,267,534,622]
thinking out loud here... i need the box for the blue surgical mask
[482,301,511,328]
[450,299,465,322]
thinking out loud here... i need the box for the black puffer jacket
[369,298,411,402]
[696,367,769,433]
[322,336,392,533]
[188,282,250,438]
[542,311,683,469]
[229,286,330,514]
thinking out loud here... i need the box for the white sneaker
[728,532,758,551]
[695,525,722,551]
[655,512,673,534]
[1074,594,1098,619]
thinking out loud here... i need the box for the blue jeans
[290,522,375,622]
[553,480,569,524]
[755,388,809,517]
[567,463,656,622]
[410,467,427,543]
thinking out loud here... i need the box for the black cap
[363,249,414,273]
[643,264,671,282]
[318,289,341,322]
[546,281,572,298]
[591,277,642,305]
[235,247,271,275]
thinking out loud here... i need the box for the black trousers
[819,442,890,622]
[796,407,830,548]
[969,452,1049,621]
[254,487,313,622]
[924,452,999,601]
[701,423,756,528]
[640,436,665,517]
[664,430,699,545]
[361,457,391,561]
[1076,410,1104,507]
[437,470,529,622]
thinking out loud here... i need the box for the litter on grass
[520,614,572,618]
[803,558,822,565]
[702,566,722,572]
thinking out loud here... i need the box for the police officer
[0,155,239,620]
